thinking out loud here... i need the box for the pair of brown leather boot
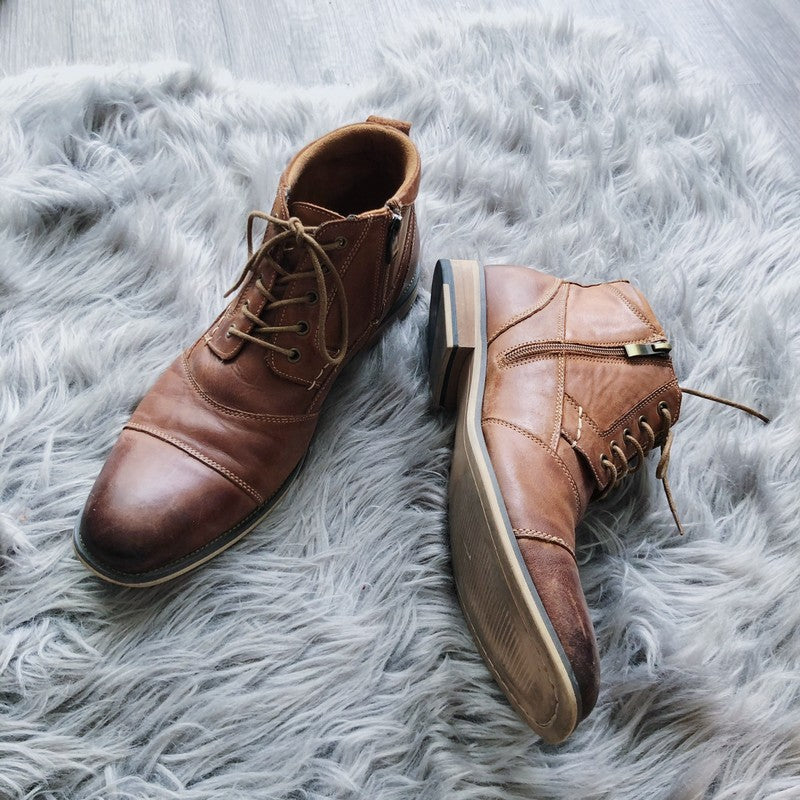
[74,118,766,743]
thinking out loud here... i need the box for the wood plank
[172,0,231,69]
[71,0,177,64]
[1,0,799,167]
[0,0,73,76]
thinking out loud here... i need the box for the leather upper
[482,265,681,717]
[78,117,420,577]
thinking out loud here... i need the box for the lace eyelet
[623,428,631,437]
[307,291,318,305]
[335,236,347,249]
[287,348,301,363]
[658,401,669,411]
[296,321,309,336]
[225,326,234,339]
[639,415,647,425]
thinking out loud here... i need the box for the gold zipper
[502,339,672,365]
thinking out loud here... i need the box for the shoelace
[224,211,349,367]
[599,387,769,534]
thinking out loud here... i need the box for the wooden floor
[1,0,799,168]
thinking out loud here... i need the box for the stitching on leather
[483,417,581,515]
[562,382,680,490]
[268,240,317,386]
[564,429,604,488]
[488,277,563,343]
[340,216,372,281]
[500,353,634,368]
[307,317,377,412]
[552,285,568,451]
[564,380,679,437]
[181,355,316,423]
[607,283,660,335]
[514,529,576,560]
[608,379,681,434]
[391,206,415,301]
[306,215,399,414]
[125,422,264,503]
[459,507,563,728]
[206,283,259,359]
[306,365,326,392]
[367,214,387,329]
[269,356,318,386]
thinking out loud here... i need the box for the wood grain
[0,0,797,166]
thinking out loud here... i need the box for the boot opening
[290,127,416,216]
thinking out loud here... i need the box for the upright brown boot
[75,116,420,587]
[427,259,765,742]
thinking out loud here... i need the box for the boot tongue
[287,200,345,227]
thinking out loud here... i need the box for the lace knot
[286,216,306,245]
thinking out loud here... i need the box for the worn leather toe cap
[517,538,601,720]
[76,428,257,582]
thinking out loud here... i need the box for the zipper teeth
[503,341,629,363]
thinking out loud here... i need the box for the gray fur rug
[2,12,799,800]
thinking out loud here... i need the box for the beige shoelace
[600,387,769,534]
[224,211,349,367]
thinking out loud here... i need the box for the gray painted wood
[0,0,798,166]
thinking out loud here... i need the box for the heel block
[426,259,481,411]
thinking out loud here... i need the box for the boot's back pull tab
[366,115,412,135]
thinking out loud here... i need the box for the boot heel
[426,259,482,411]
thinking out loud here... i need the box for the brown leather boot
[428,259,741,743]
[74,116,421,587]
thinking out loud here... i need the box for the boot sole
[73,277,419,588]
[428,259,580,743]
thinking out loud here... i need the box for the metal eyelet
[287,348,301,363]
[307,291,318,305]
[296,321,309,336]
[225,325,234,339]
[335,236,347,249]
[639,415,647,425]
[623,428,632,437]
[658,401,668,411]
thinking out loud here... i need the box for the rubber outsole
[428,258,581,743]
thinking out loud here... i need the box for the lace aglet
[223,271,249,299]
[660,471,685,536]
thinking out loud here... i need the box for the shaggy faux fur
[2,12,799,800]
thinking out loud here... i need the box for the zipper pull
[624,340,672,358]
[385,201,403,264]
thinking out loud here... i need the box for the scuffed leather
[78,118,420,577]
[481,265,681,718]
